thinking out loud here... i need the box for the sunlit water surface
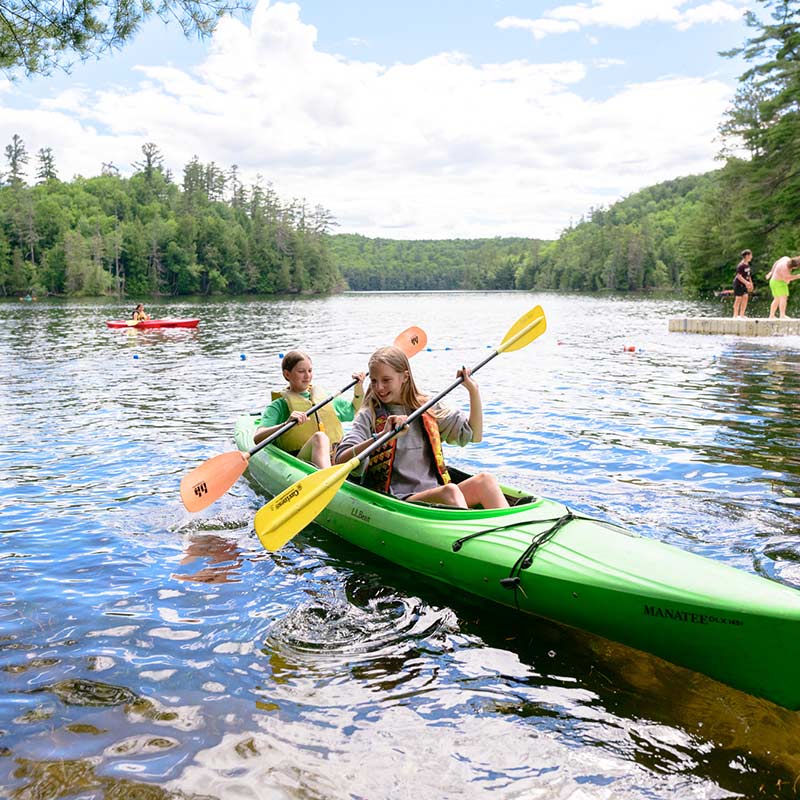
[2,293,800,799]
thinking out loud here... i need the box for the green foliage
[329,235,544,291]
[324,170,724,294]
[663,0,800,295]
[495,175,711,294]
[3,1,799,299]
[0,137,341,298]
[0,1,249,76]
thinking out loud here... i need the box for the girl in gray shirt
[335,346,509,509]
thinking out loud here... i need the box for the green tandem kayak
[234,413,800,709]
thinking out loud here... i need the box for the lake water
[2,292,800,800]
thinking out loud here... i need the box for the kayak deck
[234,414,800,709]
[105,318,199,329]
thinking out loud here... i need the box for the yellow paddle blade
[254,458,359,551]
[498,305,547,353]
[126,319,139,327]
[394,326,427,357]
[180,450,250,512]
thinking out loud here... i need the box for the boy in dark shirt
[733,249,753,318]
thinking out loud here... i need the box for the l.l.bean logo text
[351,508,371,523]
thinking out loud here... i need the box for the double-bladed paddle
[253,305,547,551]
[180,326,428,512]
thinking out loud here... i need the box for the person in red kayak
[335,345,508,509]
[132,303,150,321]
[255,350,365,469]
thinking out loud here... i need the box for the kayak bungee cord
[452,509,580,611]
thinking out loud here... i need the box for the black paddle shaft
[248,378,359,457]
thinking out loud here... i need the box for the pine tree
[35,147,58,182]
[0,1,248,76]
[3,134,29,186]
[720,1,800,239]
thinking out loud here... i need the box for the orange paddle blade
[180,450,249,512]
[394,326,427,357]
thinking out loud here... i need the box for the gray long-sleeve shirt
[336,401,474,498]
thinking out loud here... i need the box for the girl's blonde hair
[365,346,428,418]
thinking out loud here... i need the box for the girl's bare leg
[298,432,332,469]
[457,473,510,509]
[408,483,468,508]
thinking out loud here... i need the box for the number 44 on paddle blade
[180,450,249,512]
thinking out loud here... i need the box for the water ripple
[3,294,800,800]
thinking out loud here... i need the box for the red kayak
[106,318,200,329]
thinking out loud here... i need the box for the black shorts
[733,281,748,297]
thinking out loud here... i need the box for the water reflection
[3,294,800,799]
[172,534,244,585]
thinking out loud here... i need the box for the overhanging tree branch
[0,0,250,76]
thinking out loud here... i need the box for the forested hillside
[331,175,712,294]
[0,142,341,297]
[1,0,797,299]
[329,236,545,291]
[334,2,800,298]
[526,174,714,293]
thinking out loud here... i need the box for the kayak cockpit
[343,463,539,509]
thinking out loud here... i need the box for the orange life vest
[363,405,451,494]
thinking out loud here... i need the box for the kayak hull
[234,414,800,709]
[105,318,199,329]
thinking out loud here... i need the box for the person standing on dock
[732,249,754,318]
[765,256,800,319]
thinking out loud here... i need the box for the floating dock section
[669,317,800,336]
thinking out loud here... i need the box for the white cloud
[495,16,581,40]
[676,1,746,31]
[497,0,747,39]
[0,0,735,239]
[593,57,625,69]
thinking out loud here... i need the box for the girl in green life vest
[254,350,365,469]
[335,345,509,510]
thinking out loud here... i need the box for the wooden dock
[669,317,800,336]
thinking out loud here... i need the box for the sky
[0,0,756,240]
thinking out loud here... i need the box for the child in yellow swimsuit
[766,257,800,319]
